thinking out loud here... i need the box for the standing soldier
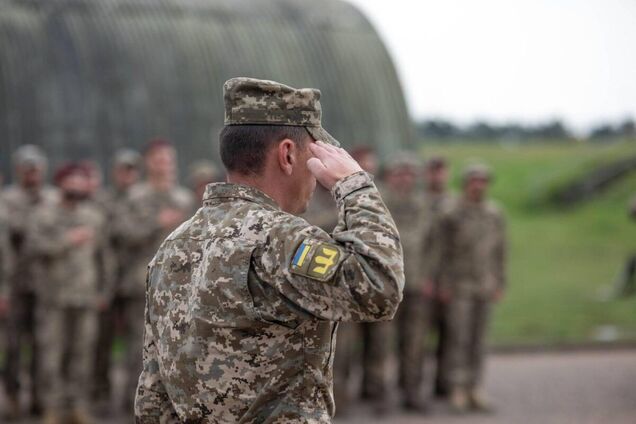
[613,194,636,297]
[2,145,57,419]
[436,164,507,413]
[92,149,142,409]
[27,163,112,424]
[114,139,194,412]
[420,156,454,399]
[0,199,10,321]
[134,77,403,422]
[381,154,428,412]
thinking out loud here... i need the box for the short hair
[219,125,311,176]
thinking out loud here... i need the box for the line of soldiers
[304,147,508,416]
[0,142,220,424]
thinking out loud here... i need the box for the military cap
[462,163,493,183]
[54,162,89,185]
[189,160,219,184]
[113,148,141,168]
[13,144,47,168]
[385,151,421,171]
[223,77,340,146]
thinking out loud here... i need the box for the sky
[346,0,636,132]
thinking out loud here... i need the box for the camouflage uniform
[114,182,194,406]
[2,184,58,408]
[135,77,404,423]
[26,200,113,413]
[0,202,10,300]
[436,197,506,392]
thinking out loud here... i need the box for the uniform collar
[203,183,280,210]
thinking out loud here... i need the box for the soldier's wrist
[331,171,373,203]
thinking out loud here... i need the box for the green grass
[421,140,636,346]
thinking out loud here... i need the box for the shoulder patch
[290,239,344,282]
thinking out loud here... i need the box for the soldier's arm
[255,171,404,322]
[433,213,454,294]
[135,278,180,424]
[96,218,117,302]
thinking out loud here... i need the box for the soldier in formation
[134,77,404,422]
[113,139,194,413]
[2,145,58,419]
[435,164,507,413]
[27,163,112,424]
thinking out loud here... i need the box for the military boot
[469,388,495,413]
[449,387,469,413]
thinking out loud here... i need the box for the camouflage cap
[223,77,340,146]
[462,163,492,183]
[13,144,47,168]
[113,148,141,168]
[385,151,421,171]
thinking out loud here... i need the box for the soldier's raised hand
[307,140,364,190]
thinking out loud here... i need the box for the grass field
[421,139,636,346]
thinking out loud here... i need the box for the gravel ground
[2,349,635,423]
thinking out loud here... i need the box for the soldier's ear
[277,138,295,176]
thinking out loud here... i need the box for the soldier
[134,77,404,422]
[420,156,454,399]
[114,139,194,412]
[27,163,112,424]
[382,154,428,412]
[2,145,58,419]
[436,164,507,413]
[92,149,142,407]
[613,194,636,297]
[189,160,222,206]
[0,199,10,319]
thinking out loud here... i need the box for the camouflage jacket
[420,191,455,283]
[435,197,507,298]
[112,182,194,298]
[381,187,426,292]
[135,172,404,423]
[1,185,58,293]
[26,201,113,307]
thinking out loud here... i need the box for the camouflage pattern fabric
[26,200,111,411]
[135,171,404,423]
[224,77,340,147]
[435,198,507,390]
[0,202,10,297]
[1,185,58,404]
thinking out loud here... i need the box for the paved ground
[2,349,635,423]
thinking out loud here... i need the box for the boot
[470,388,495,413]
[449,387,469,413]
[3,395,21,421]
[69,408,95,424]
[42,410,62,424]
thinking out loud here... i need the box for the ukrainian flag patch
[290,239,343,282]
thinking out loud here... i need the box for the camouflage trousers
[396,291,427,402]
[360,321,392,399]
[332,322,360,414]
[93,294,144,406]
[37,304,97,411]
[445,296,491,390]
[3,290,40,405]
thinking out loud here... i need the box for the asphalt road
[2,349,635,423]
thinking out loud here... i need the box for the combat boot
[469,388,495,413]
[449,387,469,413]
[42,410,62,424]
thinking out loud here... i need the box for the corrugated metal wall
[0,0,413,179]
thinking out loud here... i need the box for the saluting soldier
[435,164,507,413]
[2,145,58,419]
[134,78,404,422]
[113,139,194,412]
[27,163,113,424]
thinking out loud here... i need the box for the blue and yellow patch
[290,239,343,282]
